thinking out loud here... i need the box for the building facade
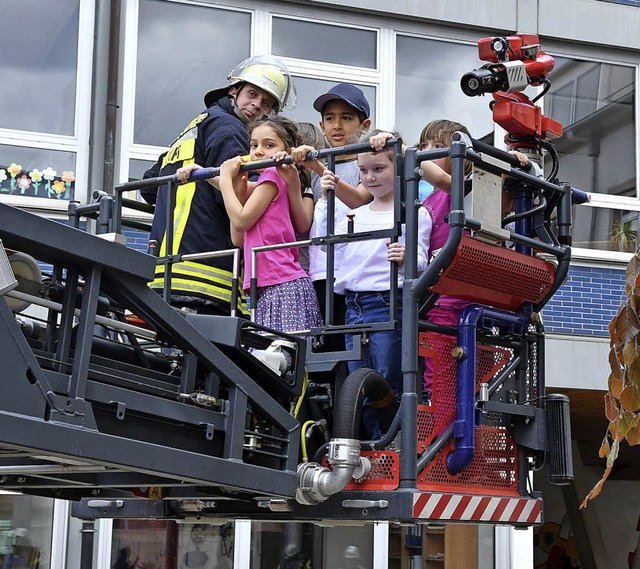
[1,0,639,567]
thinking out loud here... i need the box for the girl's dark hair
[418,119,473,176]
[297,122,328,150]
[295,122,328,189]
[248,116,308,189]
[248,115,301,148]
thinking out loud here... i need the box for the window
[546,56,637,255]
[0,0,87,204]
[111,519,235,568]
[395,35,494,145]
[0,0,79,135]
[272,17,377,69]
[0,494,55,569]
[134,0,251,147]
[284,77,376,126]
[0,145,76,199]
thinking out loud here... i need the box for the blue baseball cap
[313,83,370,118]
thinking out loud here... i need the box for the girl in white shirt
[321,131,432,438]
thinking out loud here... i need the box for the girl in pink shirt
[178,116,322,333]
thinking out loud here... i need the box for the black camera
[460,66,508,97]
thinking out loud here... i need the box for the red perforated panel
[417,333,511,452]
[431,236,555,311]
[416,332,517,494]
[417,427,518,495]
[321,451,399,491]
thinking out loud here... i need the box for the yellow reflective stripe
[150,277,235,301]
[175,112,207,141]
[149,277,248,313]
[161,138,196,169]
[158,176,196,257]
[154,260,237,286]
[150,260,247,310]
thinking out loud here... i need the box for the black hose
[333,367,399,439]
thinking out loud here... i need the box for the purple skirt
[255,277,323,333]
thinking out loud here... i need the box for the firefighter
[141,55,296,315]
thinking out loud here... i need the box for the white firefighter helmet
[204,55,296,112]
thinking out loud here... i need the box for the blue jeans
[344,291,403,438]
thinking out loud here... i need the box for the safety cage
[0,133,576,528]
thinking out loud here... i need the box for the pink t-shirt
[423,188,470,314]
[243,167,307,291]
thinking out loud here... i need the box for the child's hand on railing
[369,132,407,155]
[387,241,406,267]
[369,132,393,152]
[290,145,317,165]
[320,169,339,199]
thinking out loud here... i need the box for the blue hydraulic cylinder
[446,304,531,475]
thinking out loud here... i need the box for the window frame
[0,0,95,211]
[540,39,640,262]
[118,0,640,263]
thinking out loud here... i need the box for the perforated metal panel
[323,451,400,490]
[417,428,518,495]
[417,332,518,494]
[418,332,511,451]
[431,236,555,310]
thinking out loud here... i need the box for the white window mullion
[377,28,395,131]
[50,499,70,569]
[252,9,271,55]
[372,521,389,569]
[75,0,96,203]
[234,520,252,569]
[95,518,114,569]
[118,0,140,185]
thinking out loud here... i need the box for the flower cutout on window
[16,175,31,194]
[29,169,43,196]
[52,179,66,197]
[0,169,7,190]
[61,170,75,200]
[42,167,57,197]
[8,163,22,192]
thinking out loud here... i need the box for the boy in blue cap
[292,83,372,349]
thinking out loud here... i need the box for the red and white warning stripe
[413,492,542,525]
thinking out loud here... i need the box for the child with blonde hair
[323,130,431,437]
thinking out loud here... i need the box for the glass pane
[135,1,251,146]
[572,207,638,252]
[177,523,235,569]
[112,520,235,569]
[0,494,54,569]
[251,522,318,569]
[575,65,600,122]
[283,77,376,130]
[549,82,574,128]
[129,159,156,181]
[324,526,373,569]
[0,0,78,135]
[395,36,494,146]
[272,18,377,69]
[0,145,76,200]
[545,57,635,200]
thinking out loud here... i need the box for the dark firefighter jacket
[141,96,248,314]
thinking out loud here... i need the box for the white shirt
[333,203,432,294]
[308,159,361,282]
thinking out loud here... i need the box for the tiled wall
[542,264,625,336]
[122,227,150,254]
